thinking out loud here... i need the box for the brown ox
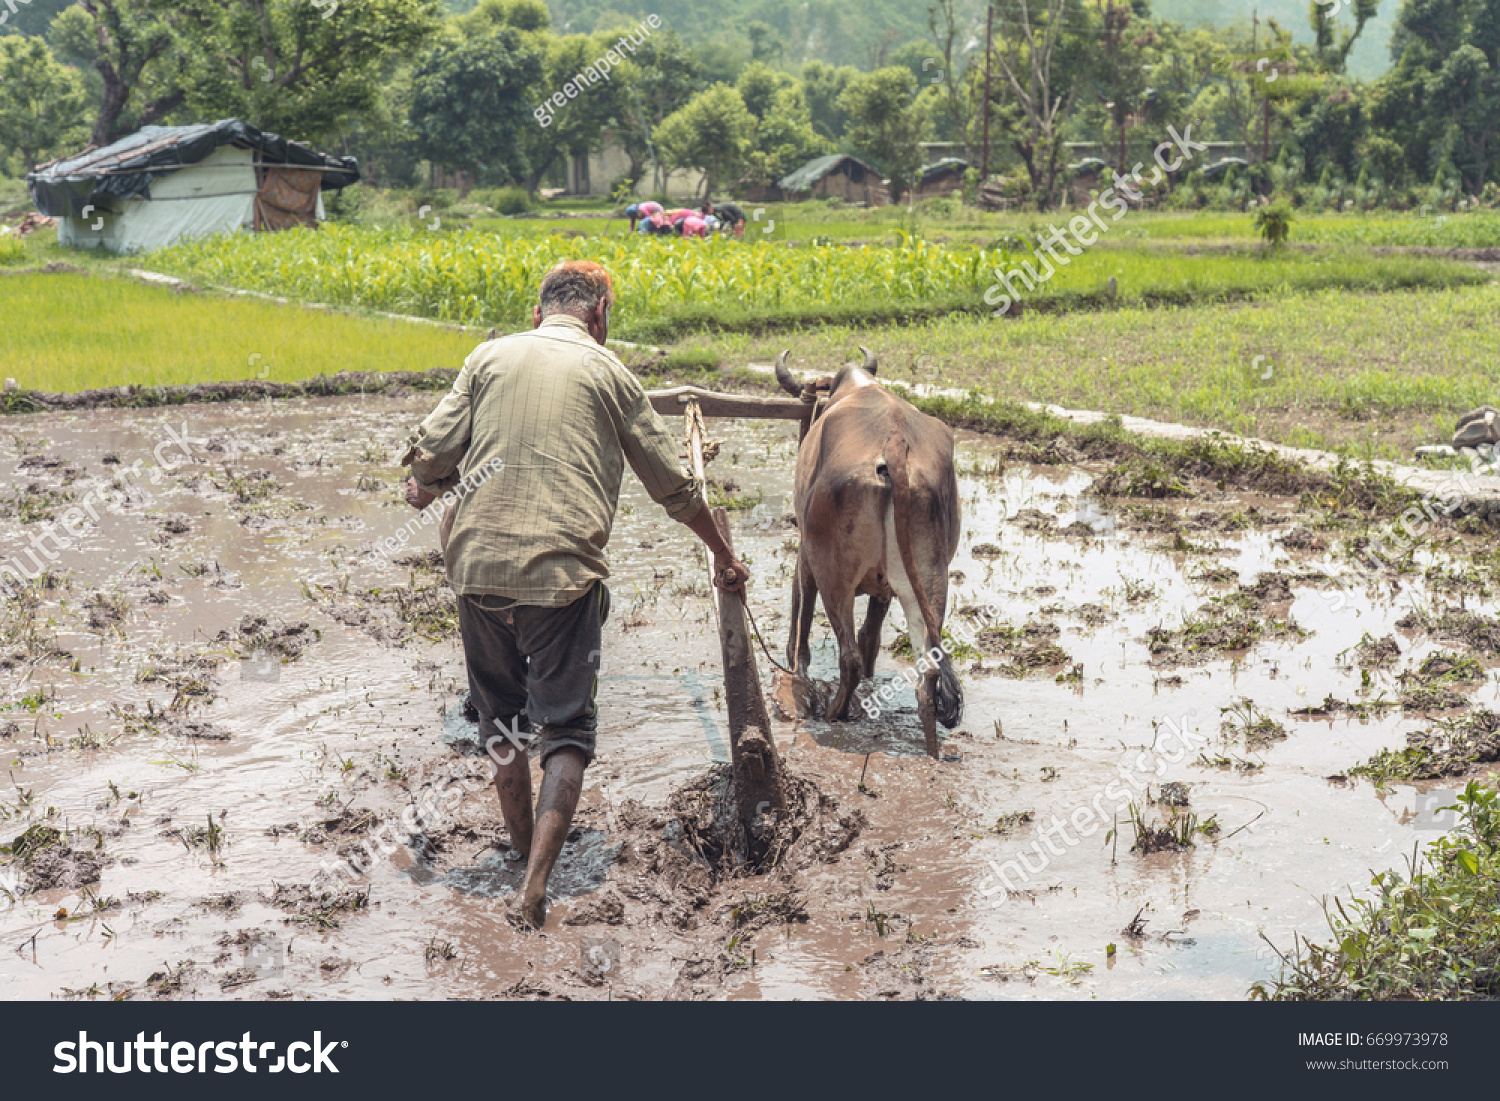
[777,348,963,758]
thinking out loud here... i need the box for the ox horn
[859,346,878,375]
[774,349,801,396]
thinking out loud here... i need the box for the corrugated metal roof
[777,153,882,192]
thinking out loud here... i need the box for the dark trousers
[456,582,610,766]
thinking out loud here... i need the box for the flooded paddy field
[2,393,1498,1001]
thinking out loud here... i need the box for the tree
[1368,0,1500,195]
[336,65,423,188]
[838,66,928,200]
[408,27,543,184]
[801,60,859,141]
[990,0,1083,207]
[0,35,90,170]
[745,19,784,62]
[185,0,441,144]
[53,0,441,147]
[927,0,984,166]
[888,37,940,83]
[520,30,637,192]
[0,0,74,37]
[454,0,549,37]
[653,83,757,196]
[1312,0,1379,75]
[735,61,794,119]
[49,0,206,146]
[745,84,834,187]
[616,29,705,191]
[1085,0,1157,173]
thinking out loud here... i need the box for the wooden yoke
[643,382,817,446]
[648,386,805,423]
[684,399,788,838]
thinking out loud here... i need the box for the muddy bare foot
[506,892,547,931]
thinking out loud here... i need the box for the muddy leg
[787,553,818,676]
[823,588,863,722]
[490,747,534,858]
[857,595,891,678]
[917,670,939,759]
[514,747,587,930]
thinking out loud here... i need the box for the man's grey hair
[538,261,616,318]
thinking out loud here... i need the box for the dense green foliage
[5,0,1500,210]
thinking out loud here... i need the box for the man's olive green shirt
[402,314,703,607]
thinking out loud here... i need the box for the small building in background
[777,154,889,206]
[566,131,705,199]
[26,120,359,254]
[1065,157,1110,207]
[908,157,968,202]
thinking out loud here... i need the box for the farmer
[702,199,747,238]
[627,200,663,233]
[643,210,675,235]
[651,211,690,240]
[400,260,750,931]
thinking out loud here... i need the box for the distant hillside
[1150,0,1396,79]
[456,0,1399,80]
[0,0,74,38]
[533,0,967,69]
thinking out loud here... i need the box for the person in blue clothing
[627,201,663,232]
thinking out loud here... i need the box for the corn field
[153,226,1004,329]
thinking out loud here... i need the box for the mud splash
[1,394,1497,1001]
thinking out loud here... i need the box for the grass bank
[0,271,480,393]
[677,281,1500,461]
[1254,782,1500,1000]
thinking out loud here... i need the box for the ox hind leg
[885,526,944,760]
[820,580,864,723]
[786,550,818,677]
[857,595,891,679]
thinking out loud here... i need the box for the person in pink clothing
[628,200,664,233]
[629,200,663,233]
[680,213,709,238]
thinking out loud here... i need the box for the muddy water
[0,395,1484,1000]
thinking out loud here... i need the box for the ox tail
[885,429,963,729]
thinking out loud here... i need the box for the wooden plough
[647,385,815,850]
